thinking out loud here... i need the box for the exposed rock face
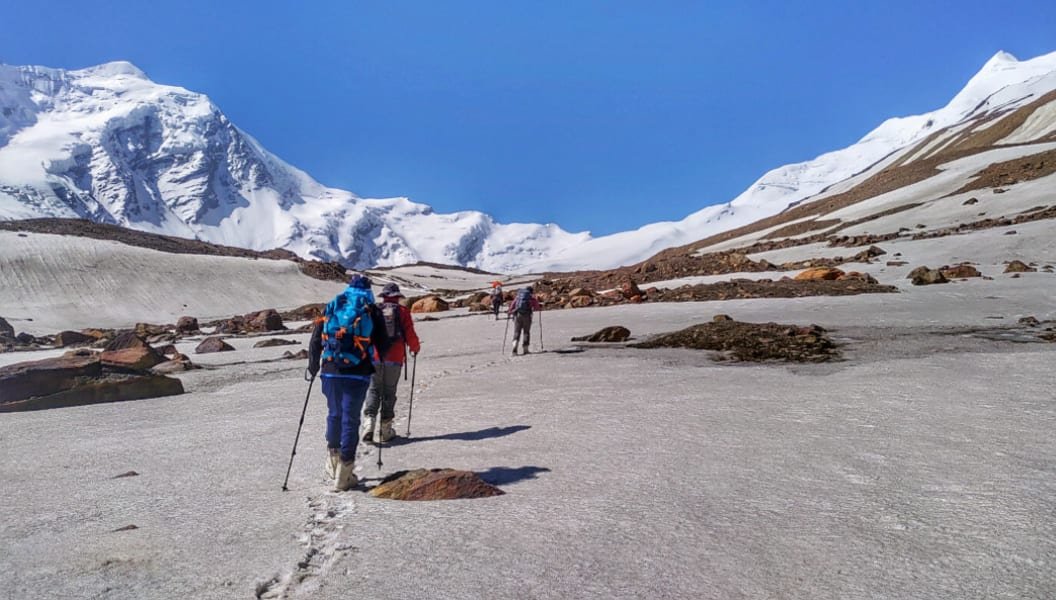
[175,316,200,334]
[369,469,505,501]
[54,330,95,347]
[631,319,839,362]
[411,296,449,313]
[195,336,235,354]
[908,266,949,285]
[0,352,183,412]
[1004,260,1037,273]
[621,279,643,299]
[253,338,299,348]
[571,326,631,343]
[794,267,844,281]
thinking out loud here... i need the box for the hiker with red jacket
[363,283,421,443]
[308,274,391,491]
[507,286,542,355]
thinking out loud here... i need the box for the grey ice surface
[2,277,1056,599]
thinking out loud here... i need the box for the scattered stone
[1010,273,1021,279]
[175,316,199,334]
[369,468,505,501]
[0,317,16,339]
[411,296,450,313]
[794,267,844,281]
[195,337,235,354]
[112,525,139,532]
[151,354,199,374]
[101,346,166,371]
[113,471,139,478]
[963,197,979,205]
[713,314,733,322]
[621,279,643,299]
[155,344,179,356]
[246,309,285,332]
[631,319,839,363]
[940,264,982,279]
[134,323,169,338]
[907,266,948,285]
[836,271,878,284]
[1019,316,1040,327]
[105,331,150,351]
[570,326,631,343]
[886,260,909,267]
[280,303,326,321]
[565,295,593,309]
[0,353,184,412]
[15,332,35,345]
[1004,260,1036,273]
[282,349,309,360]
[1004,230,1017,235]
[54,330,96,347]
[253,338,299,348]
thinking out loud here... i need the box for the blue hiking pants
[322,376,370,462]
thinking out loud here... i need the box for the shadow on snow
[387,424,531,446]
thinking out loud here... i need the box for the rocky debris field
[631,316,840,362]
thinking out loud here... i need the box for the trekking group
[295,275,541,492]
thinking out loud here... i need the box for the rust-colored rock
[411,296,450,313]
[836,271,878,284]
[105,331,150,351]
[247,309,285,331]
[621,279,642,299]
[908,266,948,285]
[369,469,505,501]
[794,267,845,281]
[134,323,169,338]
[253,338,299,348]
[101,346,166,372]
[283,349,309,360]
[195,336,235,354]
[567,295,593,308]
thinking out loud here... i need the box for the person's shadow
[476,465,550,486]
[386,425,530,446]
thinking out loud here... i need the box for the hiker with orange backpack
[490,281,504,320]
[308,274,390,491]
[363,283,421,443]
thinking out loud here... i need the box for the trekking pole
[502,314,511,354]
[281,369,316,492]
[539,309,544,351]
[406,353,417,437]
[403,345,408,381]
[377,422,383,469]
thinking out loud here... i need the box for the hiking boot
[361,416,375,442]
[334,459,358,492]
[379,419,396,442]
[324,447,340,479]
[521,346,530,355]
[511,347,518,356]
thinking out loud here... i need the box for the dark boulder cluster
[631,318,840,363]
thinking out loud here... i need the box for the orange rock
[411,296,450,313]
[370,469,504,501]
[794,267,845,281]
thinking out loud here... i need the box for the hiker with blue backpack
[363,282,421,444]
[308,274,391,491]
[507,286,542,356]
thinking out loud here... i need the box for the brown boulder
[247,309,285,331]
[940,264,982,279]
[195,336,235,354]
[134,323,169,338]
[908,266,948,285]
[568,287,592,298]
[621,279,642,299]
[567,295,593,308]
[1004,260,1036,273]
[105,331,150,351]
[175,316,200,334]
[101,346,166,372]
[0,369,184,412]
[794,267,844,281]
[468,302,491,312]
[571,326,631,343]
[0,353,103,404]
[151,354,198,374]
[283,349,309,360]
[836,271,878,284]
[369,468,504,501]
[54,330,96,347]
[281,303,326,321]
[411,296,449,313]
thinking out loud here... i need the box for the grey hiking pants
[364,362,403,420]
[512,312,533,349]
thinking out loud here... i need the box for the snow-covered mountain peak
[71,60,148,80]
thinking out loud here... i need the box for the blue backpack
[513,288,534,315]
[320,287,375,367]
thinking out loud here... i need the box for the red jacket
[375,299,421,364]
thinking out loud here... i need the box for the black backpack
[513,289,533,315]
[378,301,404,343]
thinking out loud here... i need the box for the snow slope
[1,51,1055,273]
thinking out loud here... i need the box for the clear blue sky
[2,2,1055,235]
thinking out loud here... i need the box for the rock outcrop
[369,469,505,501]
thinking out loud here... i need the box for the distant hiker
[490,282,504,320]
[507,286,542,355]
[363,283,421,443]
[308,274,391,491]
